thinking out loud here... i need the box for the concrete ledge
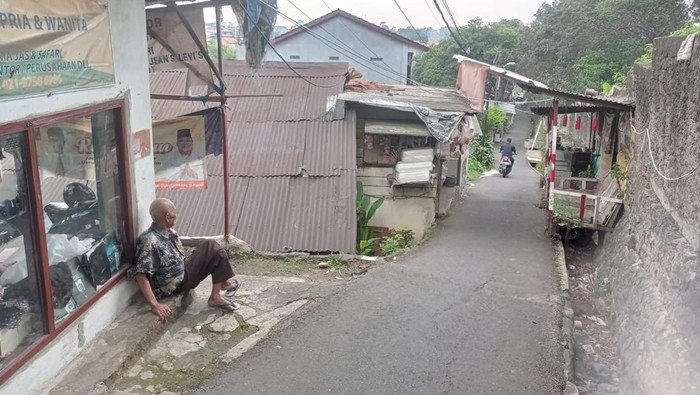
[47,292,193,395]
[554,239,577,394]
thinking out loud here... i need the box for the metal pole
[216,5,231,240]
[150,93,281,101]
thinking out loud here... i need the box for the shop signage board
[146,7,215,92]
[0,0,116,99]
[153,116,208,190]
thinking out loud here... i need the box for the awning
[365,120,430,137]
[339,98,465,143]
[519,84,635,111]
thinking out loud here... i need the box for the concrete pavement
[195,112,564,395]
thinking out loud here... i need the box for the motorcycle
[498,155,514,177]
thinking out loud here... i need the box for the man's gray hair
[149,198,174,221]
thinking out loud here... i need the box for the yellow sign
[153,116,208,190]
[0,0,115,99]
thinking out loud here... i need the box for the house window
[362,134,431,167]
[329,56,340,60]
[0,102,133,379]
[370,57,383,61]
[290,55,300,60]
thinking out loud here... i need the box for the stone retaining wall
[594,36,700,394]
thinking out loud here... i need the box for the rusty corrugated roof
[205,113,356,177]
[151,61,357,253]
[518,84,635,111]
[150,64,346,122]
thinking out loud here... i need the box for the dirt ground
[231,254,376,281]
[565,234,622,395]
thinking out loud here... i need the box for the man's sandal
[208,300,239,312]
[224,278,241,298]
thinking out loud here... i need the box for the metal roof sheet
[157,172,356,253]
[518,84,635,111]
[339,85,473,113]
[150,62,347,122]
[204,114,356,177]
[151,62,357,252]
[453,54,549,89]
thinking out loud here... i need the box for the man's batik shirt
[129,224,185,298]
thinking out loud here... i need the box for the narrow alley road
[195,113,563,394]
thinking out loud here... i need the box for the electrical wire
[636,126,700,181]
[260,1,438,88]
[273,1,413,82]
[441,0,469,48]
[286,0,382,67]
[432,0,468,55]
[393,0,428,43]
[318,0,397,73]
[441,0,461,33]
[237,0,341,88]
[423,0,442,27]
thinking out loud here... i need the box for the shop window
[0,103,132,378]
[34,109,128,324]
[362,134,431,167]
[0,133,46,372]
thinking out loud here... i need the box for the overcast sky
[203,0,549,28]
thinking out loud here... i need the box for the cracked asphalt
[194,113,564,395]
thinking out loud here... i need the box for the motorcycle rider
[499,138,517,169]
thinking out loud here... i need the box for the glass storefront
[0,133,47,371]
[0,104,132,375]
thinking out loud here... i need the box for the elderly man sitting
[129,198,240,321]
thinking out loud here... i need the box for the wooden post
[593,196,601,227]
[548,100,559,225]
[579,194,587,222]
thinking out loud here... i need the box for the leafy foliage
[638,20,700,63]
[208,40,236,60]
[483,106,508,134]
[379,229,415,256]
[518,0,689,92]
[356,182,385,255]
[468,155,485,181]
[412,19,525,87]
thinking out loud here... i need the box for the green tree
[208,40,237,60]
[518,0,689,92]
[412,19,525,87]
[395,27,434,44]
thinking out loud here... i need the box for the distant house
[239,10,428,84]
